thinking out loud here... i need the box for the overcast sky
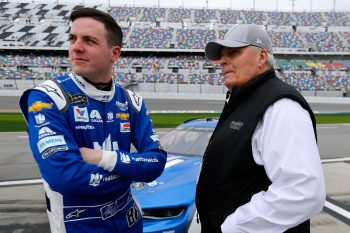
[11,0,350,12]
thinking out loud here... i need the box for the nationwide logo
[73,106,89,122]
[35,113,46,125]
[116,113,129,120]
[90,110,103,123]
[103,174,120,182]
[134,157,159,163]
[29,101,53,112]
[120,152,130,163]
[38,127,56,139]
[120,122,130,133]
[116,101,128,111]
[89,173,103,186]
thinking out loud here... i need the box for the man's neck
[83,77,113,91]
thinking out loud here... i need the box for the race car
[131,118,217,233]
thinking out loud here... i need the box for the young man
[196,24,325,233]
[20,8,166,233]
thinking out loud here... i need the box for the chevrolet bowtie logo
[28,101,53,112]
[66,209,86,219]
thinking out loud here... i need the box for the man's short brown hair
[69,7,123,47]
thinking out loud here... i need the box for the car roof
[178,118,218,128]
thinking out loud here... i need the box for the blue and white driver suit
[19,73,167,233]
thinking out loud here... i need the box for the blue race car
[132,118,217,233]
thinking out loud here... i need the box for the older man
[196,24,325,233]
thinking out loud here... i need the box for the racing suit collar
[70,73,116,102]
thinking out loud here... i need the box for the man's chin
[72,69,85,77]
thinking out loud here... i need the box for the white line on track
[324,201,350,220]
[0,179,42,186]
[321,157,350,163]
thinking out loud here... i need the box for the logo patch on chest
[120,122,131,133]
[229,120,244,130]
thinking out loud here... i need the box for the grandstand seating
[0,1,349,94]
[1,2,350,51]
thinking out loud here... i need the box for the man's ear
[111,46,121,63]
[258,49,269,68]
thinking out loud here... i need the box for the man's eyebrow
[82,35,99,41]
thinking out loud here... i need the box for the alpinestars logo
[66,209,86,219]
[89,173,103,186]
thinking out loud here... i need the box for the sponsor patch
[75,125,95,130]
[116,113,129,120]
[67,93,88,105]
[116,101,128,111]
[90,110,103,123]
[120,122,130,133]
[37,135,66,153]
[34,113,46,125]
[229,120,244,130]
[42,145,68,159]
[133,157,159,163]
[38,126,56,139]
[29,101,52,112]
[120,152,131,163]
[89,173,103,186]
[107,111,114,122]
[73,106,89,122]
[103,174,120,182]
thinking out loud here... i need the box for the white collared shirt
[221,98,326,233]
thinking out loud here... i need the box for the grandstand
[0,1,349,97]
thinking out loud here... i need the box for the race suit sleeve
[221,98,326,233]
[97,92,167,182]
[24,90,130,196]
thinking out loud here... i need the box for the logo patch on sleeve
[37,135,66,155]
[29,101,53,112]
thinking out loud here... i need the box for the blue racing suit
[19,73,167,233]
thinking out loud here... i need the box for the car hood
[132,154,202,209]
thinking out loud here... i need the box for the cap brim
[205,40,249,61]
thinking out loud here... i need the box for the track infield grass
[0,112,349,132]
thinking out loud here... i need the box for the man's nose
[70,39,84,52]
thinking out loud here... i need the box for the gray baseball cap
[205,24,273,61]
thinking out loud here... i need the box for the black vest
[196,69,316,233]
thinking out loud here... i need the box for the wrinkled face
[68,17,120,83]
[215,46,266,90]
